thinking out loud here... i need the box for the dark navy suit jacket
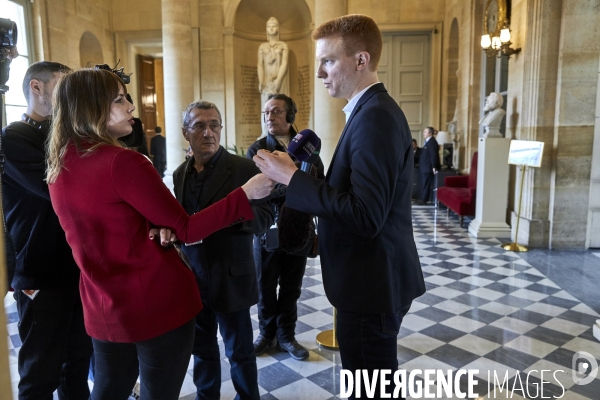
[285,83,426,313]
[419,136,440,173]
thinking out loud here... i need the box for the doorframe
[379,22,443,134]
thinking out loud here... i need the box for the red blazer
[49,143,254,343]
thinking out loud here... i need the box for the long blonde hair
[46,68,126,183]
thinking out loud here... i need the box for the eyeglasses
[262,109,286,118]
[188,123,222,133]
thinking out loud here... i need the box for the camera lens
[0,18,18,47]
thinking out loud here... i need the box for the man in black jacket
[418,126,441,205]
[173,101,272,400]
[150,126,166,177]
[246,94,325,361]
[253,15,425,397]
[2,61,93,399]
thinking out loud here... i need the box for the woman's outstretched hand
[241,173,275,200]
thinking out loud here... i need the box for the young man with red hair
[253,14,426,397]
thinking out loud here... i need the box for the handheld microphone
[287,129,321,173]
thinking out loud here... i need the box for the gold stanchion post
[502,164,528,252]
[316,308,338,350]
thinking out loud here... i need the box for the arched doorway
[79,31,104,67]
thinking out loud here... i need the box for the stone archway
[79,31,104,67]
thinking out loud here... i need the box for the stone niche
[233,0,313,150]
[80,31,104,67]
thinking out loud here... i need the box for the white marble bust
[479,92,506,138]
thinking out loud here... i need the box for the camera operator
[2,61,94,400]
[246,94,324,361]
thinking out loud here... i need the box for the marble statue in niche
[479,92,506,138]
[447,101,460,169]
[257,17,289,135]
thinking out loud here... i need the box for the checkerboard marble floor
[5,207,600,399]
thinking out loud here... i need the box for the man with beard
[2,61,93,399]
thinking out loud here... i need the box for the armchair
[437,152,478,227]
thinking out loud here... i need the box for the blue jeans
[90,319,194,400]
[15,285,92,400]
[193,306,259,400]
[336,304,412,399]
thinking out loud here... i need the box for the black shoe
[253,334,276,356]
[277,339,309,360]
[415,200,425,205]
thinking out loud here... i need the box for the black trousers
[253,243,306,343]
[90,319,195,400]
[337,304,411,400]
[153,160,166,178]
[420,172,434,203]
[15,285,92,400]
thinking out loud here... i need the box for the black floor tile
[484,347,539,370]
[495,295,534,308]
[414,292,447,306]
[452,293,491,307]
[446,280,479,293]
[413,306,455,323]
[426,344,480,369]
[543,348,578,370]
[484,282,521,295]
[397,344,423,365]
[306,364,342,395]
[257,363,303,392]
[555,309,599,326]
[419,324,465,343]
[461,308,503,324]
[437,270,471,280]
[470,325,520,345]
[524,326,575,347]
[539,296,580,309]
[507,309,554,325]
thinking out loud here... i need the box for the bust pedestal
[468,137,512,238]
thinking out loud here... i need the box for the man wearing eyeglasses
[172,101,273,400]
[246,94,325,361]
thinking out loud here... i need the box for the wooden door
[137,55,157,148]
[379,34,431,146]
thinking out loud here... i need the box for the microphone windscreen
[288,129,321,162]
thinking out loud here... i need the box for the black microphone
[287,129,321,173]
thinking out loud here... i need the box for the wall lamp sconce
[481,25,521,58]
[482,0,521,59]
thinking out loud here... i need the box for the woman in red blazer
[46,69,272,400]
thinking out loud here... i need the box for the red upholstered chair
[437,152,478,227]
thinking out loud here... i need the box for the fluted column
[313,0,347,170]
[162,0,193,175]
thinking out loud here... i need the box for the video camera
[95,61,132,84]
[0,17,18,87]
